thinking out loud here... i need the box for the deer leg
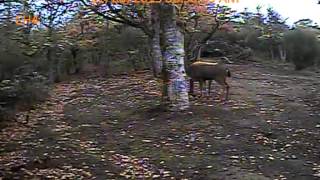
[199,80,204,97]
[219,86,225,102]
[216,78,226,102]
[189,78,194,95]
[208,80,212,96]
[225,81,230,101]
[219,80,230,101]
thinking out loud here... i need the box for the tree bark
[46,25,55,83]
[150,4,162,77]
[47,47,61,83]
[270,47,274,60]
[47,47,55,83]
[160,4,189,111]
[278,45,286,62]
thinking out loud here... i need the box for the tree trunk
[46,48,61,83]
[270,47,274,60]
[47,47,55,83]
[150,4,162,77]
[55,58,62,82]
[103,51,111,76]
[161,4,189,111]
[106,20,110,30]
[129,53,138,71]
[46,25,60,83]
[278,45,286,62]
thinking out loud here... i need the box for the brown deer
[187,45,231,101]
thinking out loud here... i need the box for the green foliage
[0,73,47,107]
[284,29,320,70]
[92,26,149,73]
[294,19,318,29]
[0,71,49,122]
[0,24,50,123]
[105,26,148,52]
[217,25,261,47]
[228,6,289,60]
[0,53,26,80]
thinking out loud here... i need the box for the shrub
[0,53,26,80]
[0,70,49,123]
[16,71,49,105]
[284,29,320,70]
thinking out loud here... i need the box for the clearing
[1,61,320,179]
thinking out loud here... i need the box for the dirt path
[1,63,320,179]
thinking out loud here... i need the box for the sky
[1,0,319,27]
[223,0,320,25]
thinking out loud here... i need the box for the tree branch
[79,0,152,36]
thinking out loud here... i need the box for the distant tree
[233,6,289,61]
[178,2,237,63]
[284,29,320,70]
[261,7,288,61]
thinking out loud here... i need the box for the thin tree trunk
[47,48,60,83]
[278,45,286,62]
[150,4,162,77]
[270,47,274,60]
[55,57,62,82]
[47,47,55,83]
[46,18,57,83]
[161,4,189,111]
[106,20,109,30]
[102,50,111,76]
[129,52,138,71]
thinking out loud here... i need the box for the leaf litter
[1,65,320,179]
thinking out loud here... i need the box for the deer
[186,44,232,101]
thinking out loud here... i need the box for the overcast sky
[223,0,320,25]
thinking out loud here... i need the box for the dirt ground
[0,61,320,180]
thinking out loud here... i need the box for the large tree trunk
[150,4,162,77]
[161,4,189,111]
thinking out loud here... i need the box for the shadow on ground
[1,62,320,179]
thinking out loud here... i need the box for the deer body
[187,43,232,100]
[187,61,231,101]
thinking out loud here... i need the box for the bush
[0,30,50,123]
[284,29,320,70]
[15,71,49,105]
[0,70,49,123]
[0,53,26,80]
[215,26,262,49]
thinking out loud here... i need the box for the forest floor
[1,61,320,180]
